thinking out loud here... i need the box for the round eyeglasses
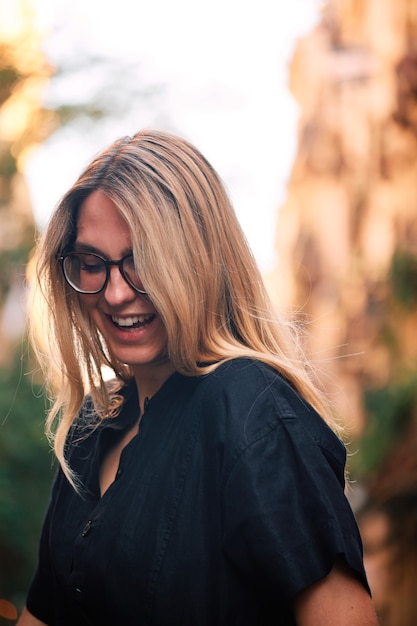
[58,252,148,295]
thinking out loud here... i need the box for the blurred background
[1,0,417,624]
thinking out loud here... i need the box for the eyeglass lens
[63,253,146,294]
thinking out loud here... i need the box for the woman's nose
[103,266,136,305]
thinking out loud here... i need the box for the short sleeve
[222,411,367,601]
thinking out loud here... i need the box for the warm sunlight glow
[1,95,32,141]
[0,0,24,38]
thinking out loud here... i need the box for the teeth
[112,314,152,327]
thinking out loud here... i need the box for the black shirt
[27,358,368,625]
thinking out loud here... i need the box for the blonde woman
[19,130,378,625]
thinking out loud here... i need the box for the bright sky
[27,0,320,272]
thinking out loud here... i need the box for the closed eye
[81,262,103,273]
[77,254,105,273]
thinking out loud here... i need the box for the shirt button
[81,520,93,537]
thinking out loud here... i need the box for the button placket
[81,519,93,537]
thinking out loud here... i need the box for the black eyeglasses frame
[58,252,148,296]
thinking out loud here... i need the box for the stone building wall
[269,0,417,440]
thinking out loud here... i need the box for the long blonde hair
[29,129,336,487]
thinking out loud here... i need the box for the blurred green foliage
[0,247,33,303]
[0,58,21,104]
[390,249,417,309]
[350,370,417,479]
[0,343,54,605]
[349,248,417,486]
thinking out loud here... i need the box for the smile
[111,314,155,329]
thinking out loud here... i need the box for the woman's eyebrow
[73,242,102,254]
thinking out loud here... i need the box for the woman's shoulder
[198,358,345,467]
[201,357,304,414]
[205,356,278,386]
[196,358,299,436]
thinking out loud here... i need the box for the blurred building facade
[0,0,56,365]
[268,0,417,494]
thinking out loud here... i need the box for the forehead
[76,190,132,254]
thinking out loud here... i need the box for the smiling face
[75,189,175,388]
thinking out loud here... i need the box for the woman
[19,130,378,625]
